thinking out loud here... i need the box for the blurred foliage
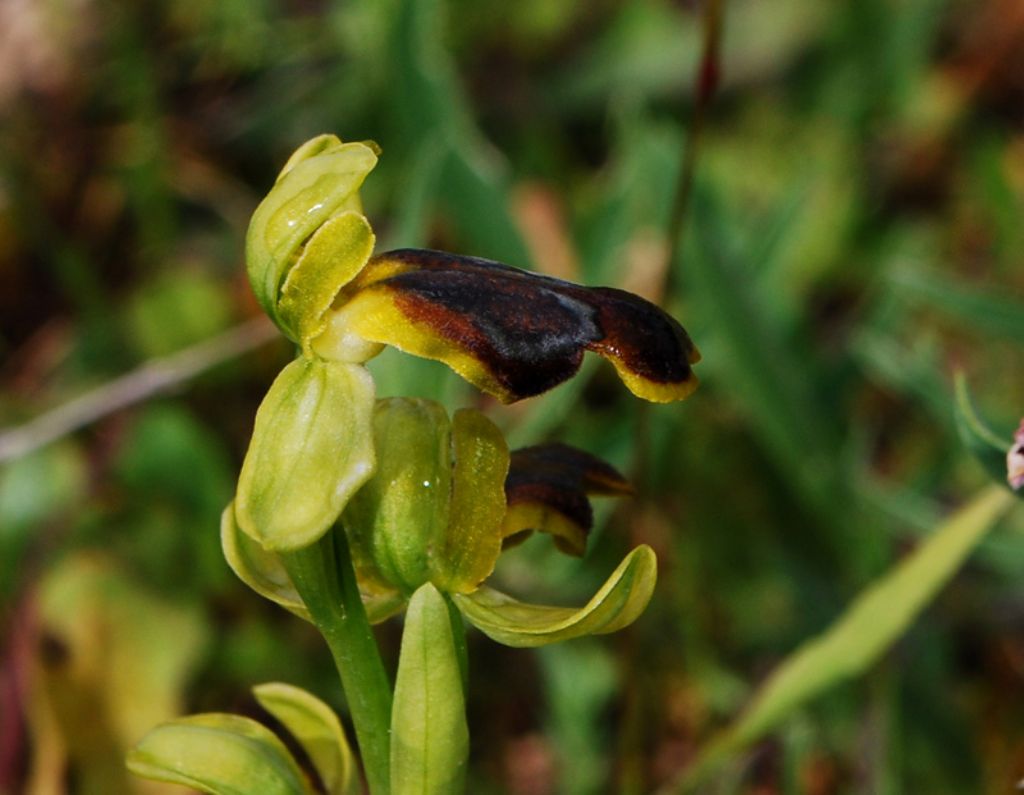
[2,0,1024,793]
[25,554,207,795]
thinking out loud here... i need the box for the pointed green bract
[431,408,508,593]
[453,545,658,647]
[127,714,310,795]
[246,136,377,333]
[390,584,469,795]
[235,358,376,551]
[253,683,358,795]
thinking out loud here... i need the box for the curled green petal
[127,714,311,795]
[278,210,376,352]
[391,584,469,795]
[236,358,375,551]
[431,408,508,593]
[253,683,358,795]
[277,134,376,179]
[453,545,657,647]
[246,136,378,334]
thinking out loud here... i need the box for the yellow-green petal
[278,134,364,179]
[246,136,378,332]
[253,683,358,795]
[430,408,508,593]
[342,400,510,596]
[453,545,657,647]
[235,358,375,551]
[127,714,311,795]
[278,210,376,352]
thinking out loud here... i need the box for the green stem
[283,531,393,795]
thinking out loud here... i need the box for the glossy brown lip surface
[352,248,700,402]
[504,443,633,551]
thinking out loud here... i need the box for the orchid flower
[233,134,699,553]
[223,398,655,646]
[131,134,701,795]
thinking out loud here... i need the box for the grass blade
[668,485,1015,791]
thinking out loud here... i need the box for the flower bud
[245,135,380,354]
[343,398,509,596]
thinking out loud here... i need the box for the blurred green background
[2,0,1024,792]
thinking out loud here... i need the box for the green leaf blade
[253,683,358,795]
[127,714,311,795]
[677,486,1015,790]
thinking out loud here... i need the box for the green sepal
[235,358,376,551]
[222,504,405,624]
[277,134,372,179]
[221,502,311,621]
[953,371,1011,486]
[246,136,377,334]
[253,683,358,795]
[126,713,311,795]
[344,398,452,594]
[431,408,508,593]
[390,584,469,795]
[453,545,658,647]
